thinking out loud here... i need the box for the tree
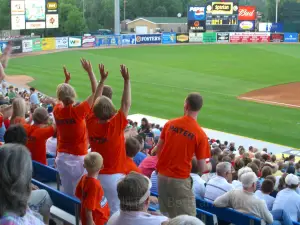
[0,0,10,30]
[154,6,168,17]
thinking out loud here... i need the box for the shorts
[158,173,196,218]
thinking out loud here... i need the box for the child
[75,152,110,225]
[125,133,144,174]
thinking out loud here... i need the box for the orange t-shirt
[157,115,211,179]
[12,117,26,125]
[23,124,55,165]
[86,110,128,174]
[54,101,90,156]
[75,175,110,225]
[126,157,141,174]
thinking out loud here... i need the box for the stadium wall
[0,32,300,54]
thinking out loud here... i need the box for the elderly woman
[0,144,44,224]
[108,172,168,225]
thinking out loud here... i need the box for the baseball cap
[33,107,49,124]
[285,174,299,186]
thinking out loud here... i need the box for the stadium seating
[32,179,81,225]
[196,208,218,225]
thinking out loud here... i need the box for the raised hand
[120,64,130,81]
[3,41,12,55]
[63,66,71,83]
[98,64,108,82]
[80,58,93,74]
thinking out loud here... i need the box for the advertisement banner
[55,37,68,49]
[42,38,56,51]
[176,33,189,43]
[11,40,23,54]
[270,33,284,42]
[270,23,283,32]
[121,34,136,45]
[162,33,176,44]
[188,6,206,21]
[259,23,272,32]
[189,33,203,43]
[82,36,96,47]
[136,34,161,44]
[96,35,121,46]
[22,39,33,53]
[217,32,229,42]
[68,36,82,48]
[203,32,217,43]
[238,6,256,21]
[0,42,8,54]
[284,33,298,43]
[188,20,206,32]
[230,32,270,43]
[238,21,255,31]
[32,38,43,52]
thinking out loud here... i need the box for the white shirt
[108,210,168,225]
[190,173,206,199]
[255,190,275,211]
[232,180,243,190]
[272,188,300,221]
[201,172,216,182]
[46,137,57,156]
[204,175,233,203]
[0,80,7,95]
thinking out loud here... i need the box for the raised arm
[120,65,131,117]
[80,58,97,93]
[0,62,5,82]
[63,66,71,84]
[92,64,108,105]
[0,42,12,69]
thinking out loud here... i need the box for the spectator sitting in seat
[257,166,273,190]
[166,215,204,225]
[125,132,144,174]
[255,179,275,211]
[8,85,16,101]
[191,157,206,199]
[201,147,221,182]
[232,167,253,190]
[23,107,56,165]
[272,174,300,222]
[46,132,57,157]
[204,162,233,202]
[0,144,44,225]
[138,118,151,134]
[75,152,110,225]
[108,172,168,225]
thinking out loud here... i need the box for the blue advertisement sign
[270,23,284,33]
[162,33,176,44]
[188,6,206,21]
[284,33,298,42]
[136,34,162,44]
[0,41,8,54]
[121,34,136,45]
[96,35,121,46]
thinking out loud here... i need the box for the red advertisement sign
[238,6,256,21]
[229,32,270,43]
[82,36,96,47]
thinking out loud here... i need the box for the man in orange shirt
[86,64,131,215]
[154,93,210,218]
[75,152,109,225]
[24,107,55,165]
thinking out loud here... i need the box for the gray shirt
[214,189,273,224]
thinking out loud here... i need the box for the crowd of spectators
[1,42,300,225]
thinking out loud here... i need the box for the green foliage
[154,6,168,17]
[0,0,10,30]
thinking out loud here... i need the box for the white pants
[98,173,125,216]
[56,152,86,196]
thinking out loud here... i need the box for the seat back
[32,179,80,225]
[196,208,218,225]
[196,198,265,225]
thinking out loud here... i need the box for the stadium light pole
[275,0,280,23]
[115,0,120,34]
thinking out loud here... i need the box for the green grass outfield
[6,44,300,148]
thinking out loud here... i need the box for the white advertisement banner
[22,39,33,52]
[26,22,45,29]
[189,33,203,43]
[46,14,59,28]
[68,37,82,47]
[11,15,26,30]
[11,1,25,15]
[55,37,68,49]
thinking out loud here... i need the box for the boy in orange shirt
[75,152,110,225]
[125,132,144,174]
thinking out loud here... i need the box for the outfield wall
[0,32,300,54]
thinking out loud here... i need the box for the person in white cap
[272,174,300,222]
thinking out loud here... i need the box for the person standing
[154,93,210,218]
[29,87,40,105]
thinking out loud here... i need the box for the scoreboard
[206,15,238,25]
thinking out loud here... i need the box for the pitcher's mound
[238,82,300,108]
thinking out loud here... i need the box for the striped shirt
[204,175,233,202]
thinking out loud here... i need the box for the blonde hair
[56,83,76,105]
[10,98,27,125]
[84,152,103,173]
[93,96,116,121]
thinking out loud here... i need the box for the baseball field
[5,44,300,148]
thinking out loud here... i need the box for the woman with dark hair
[4,124,27,145]
[0,144,44,224]
[138,118,150,134]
